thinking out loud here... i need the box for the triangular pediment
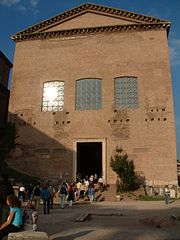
[42,11,140,33]
[12,2,170,41]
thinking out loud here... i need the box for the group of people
[57,175,105,208]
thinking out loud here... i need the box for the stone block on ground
[8,231,49,240]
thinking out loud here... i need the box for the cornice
[12,2,169,40]
[12,22,170,42]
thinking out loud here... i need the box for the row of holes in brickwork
[113,108,166,113]
[145,118,167,121]
[150,108,165,112]
[108,118,167,123]
[9,111,70,117]
[11,121,72,126]
[108,119,130,123]
[11,118,167,126]
[55,121,71,125]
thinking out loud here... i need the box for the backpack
[60,185,67,195]
[33,187,41,196]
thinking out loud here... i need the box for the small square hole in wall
[163,118,167,121]
[145,118,148,121]
[56,121,59,124]
[151,118,154,121]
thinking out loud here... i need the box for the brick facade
[8,4,177,188]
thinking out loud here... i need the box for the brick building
[0,51,12,125]
[8,3,177,189]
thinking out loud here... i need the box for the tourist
[0,195,23,240]
[58,182,68,209]
[26,184,33,203]
[67,184,75,207]
[89,175,94,183]
[23,202,38,231]
[32,183,41,211]
[98,176,104,192]
[48,184,56,209]
[84,177,89,196]
[79,180,86,199]
[41,183,51,214]
[164,185,170,204]
[88,183,95,203]
[76,180,82,200]
[18,185,26,202]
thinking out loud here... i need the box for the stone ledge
[8,231,49,240]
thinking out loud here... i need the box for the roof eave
[11,22,170,42]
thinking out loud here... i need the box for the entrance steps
[94,184,117,202]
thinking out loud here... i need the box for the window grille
[115,77,138,109]
[76,79,102,110]
[42,81,64,112]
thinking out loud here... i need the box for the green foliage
[139,195,164,201]
[110,146,138,192]
[0,122,17,159]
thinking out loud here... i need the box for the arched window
[76,78,102,110]
[115,76,138,109]
[42,81,64,112]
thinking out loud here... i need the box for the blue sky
[1,0,180,158]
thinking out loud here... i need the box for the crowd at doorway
[0,172,176,239]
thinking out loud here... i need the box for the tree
[110,146,138,192]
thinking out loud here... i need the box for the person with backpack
[41,184,51,215]
[0,174,14,225]
[67,184,75,208]
[48,184,55,209]
[32,183,41,211]
[58,182,67,209]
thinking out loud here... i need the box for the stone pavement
[37,200,180,240]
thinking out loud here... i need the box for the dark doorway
[77,142,102,179]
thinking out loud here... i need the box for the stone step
[75,213,89,222]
